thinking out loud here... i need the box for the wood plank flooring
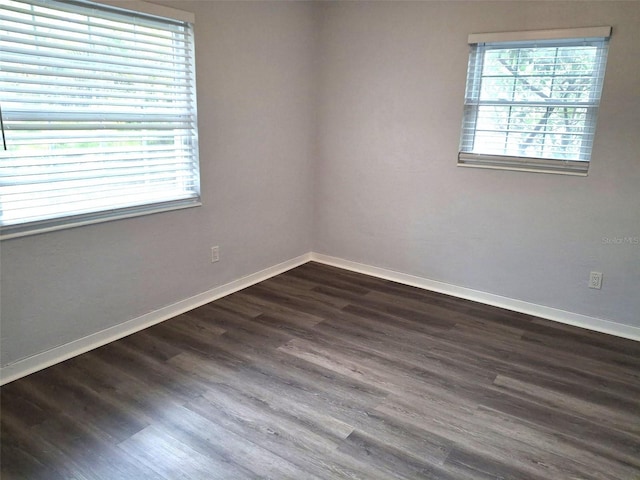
[2,261,640,479]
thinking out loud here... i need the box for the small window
[0,0,200,239]
[458,27,611,175]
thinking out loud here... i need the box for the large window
[0,0,199,239]
[459,27,610,175]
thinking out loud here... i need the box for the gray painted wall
[2,1,638,367]
[314,1,640,327]
[0,1,317,366]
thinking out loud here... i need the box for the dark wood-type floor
[2,262,640,479]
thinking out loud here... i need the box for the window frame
[0,0,200,240]
[458,26,611,176]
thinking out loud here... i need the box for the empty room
[1,0,639,478]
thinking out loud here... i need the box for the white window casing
[0,0,200,239]
[459,26,611,175]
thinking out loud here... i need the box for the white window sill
[457,153,589,176]
[0,199,202,240]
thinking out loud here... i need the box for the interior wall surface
[314,1,640,327]
[0,1,317,366]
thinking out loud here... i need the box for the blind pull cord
[0,104,6,151]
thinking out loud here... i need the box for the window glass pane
[459,33,608,172]
[479,77,515,102]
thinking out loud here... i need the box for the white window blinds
[459,27,610,175]
[0,0,200,238]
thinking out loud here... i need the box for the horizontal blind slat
[5,122,193,131]
[4,191,198,224]
[0,46,191,77]
[2,182,199,205]
[1,86,191,102]
[2,167,195,187]
[0,23,191,56]
[0,75,193,96]
[2,175,198,196]
[4,131,194,143]
[1,152,194,170]
[6,0,187,33]
[5,110,193,121]
[0,64,191,87]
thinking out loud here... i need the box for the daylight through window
[0,0,199,239]
[458,27,611,175]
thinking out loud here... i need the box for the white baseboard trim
[310,253,640,342]
[3,250,637,385]
[0,253,312,385]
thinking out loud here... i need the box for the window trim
[87,0,195,24]
[0,0,200,240]
[457,153,592,176]
[458,26,611,176]
[0,198,201,240]
[467,26,611,45]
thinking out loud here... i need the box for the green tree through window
[459,28,610,175]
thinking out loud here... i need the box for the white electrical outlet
[589,271,603,289]
[211,246,219,263]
